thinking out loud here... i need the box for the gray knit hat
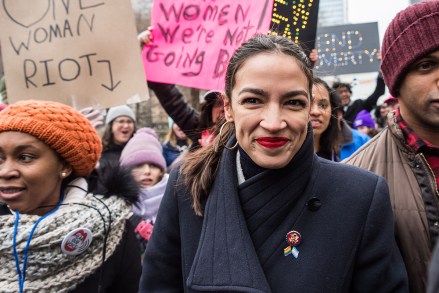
[105,105,136,124]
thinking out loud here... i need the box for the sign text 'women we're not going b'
[143,0,274,91]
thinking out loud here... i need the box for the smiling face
[398,50,439,144]
[224,52,310,169]
[112,116,135,145]
[310,83,332,138]
[0,132,71,215]
[131,163,164,188]
[335,86,351,106]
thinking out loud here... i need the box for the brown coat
[344,111,439,293]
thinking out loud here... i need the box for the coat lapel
[238,134,316,265]
[187,131,316,292]
[187,135,271,293]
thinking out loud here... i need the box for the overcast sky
[347,0,410,42]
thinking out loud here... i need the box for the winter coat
[0,166,141,293]
[344,111,439,293]
[140,132,408,293]
[162,141,189,167]
[99,143,125,169]
[130,174,169,251]
[339,120,370,160]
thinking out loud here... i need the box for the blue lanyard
[12,194,63,293]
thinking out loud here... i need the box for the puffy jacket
[344,111,439,293]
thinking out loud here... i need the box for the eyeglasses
[113,119,134,125]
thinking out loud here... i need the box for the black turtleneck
[238,146,267,180]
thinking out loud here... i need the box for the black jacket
[140,133,408,292]
[148,81,202,148]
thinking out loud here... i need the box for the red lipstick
[256,137,288,148]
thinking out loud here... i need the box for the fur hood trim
[87,162,139,205]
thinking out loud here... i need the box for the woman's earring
[218,121,238,151]
[61,172,67,178]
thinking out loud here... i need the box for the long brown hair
[101,120,136,153]
[181,34,313,216]
[313,77,342,157]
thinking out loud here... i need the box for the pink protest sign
[142,0,274,90]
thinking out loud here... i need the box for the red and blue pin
[284,230,302,259]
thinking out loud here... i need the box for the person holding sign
[332,71,385,127]
[139,34,408,292]
[0,100,141,292]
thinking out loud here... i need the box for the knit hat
[353,110,376,129]
[105,105,136,124]
[0,100,102,176]
[119,127,166,171]
[380,1,439,97]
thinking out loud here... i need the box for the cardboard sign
[0,0,148,109]
[314,22,380,76]
[143,0,274,91]
[268,0,319,55]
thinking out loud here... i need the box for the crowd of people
[0,1,438,292]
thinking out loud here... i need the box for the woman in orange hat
[0,100,141,292]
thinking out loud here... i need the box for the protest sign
[268,0,319,55]
[314,22,380,76]
[0,0,148,109]
[143,0,274,90]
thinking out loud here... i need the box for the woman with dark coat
[0,100,141,293]
[100,105,137,168]
[140,35,408,292]
[162,122,191,168]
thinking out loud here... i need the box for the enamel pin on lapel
[284,230,302,259]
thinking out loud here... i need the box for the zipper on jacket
[419,153,439,199]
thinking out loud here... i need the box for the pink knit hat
[380,1,439,97]
[119,127,166,171]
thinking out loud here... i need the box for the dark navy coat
[140,134,408,293]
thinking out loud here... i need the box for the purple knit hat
[353,110,376,129]
[380,1,439,97]
[120,127,166,171]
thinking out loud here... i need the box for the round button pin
[61,228,93,256]
[286,230,302,247]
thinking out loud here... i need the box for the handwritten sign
[314,22,380,76]
[0,0,148,109]
[268,0,319,54]
[143,0,274,91]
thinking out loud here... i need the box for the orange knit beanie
[0,100,102,176]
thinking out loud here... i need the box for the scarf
[0,178,132,293]
[133,173,169,222]
[187,131,316,292]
